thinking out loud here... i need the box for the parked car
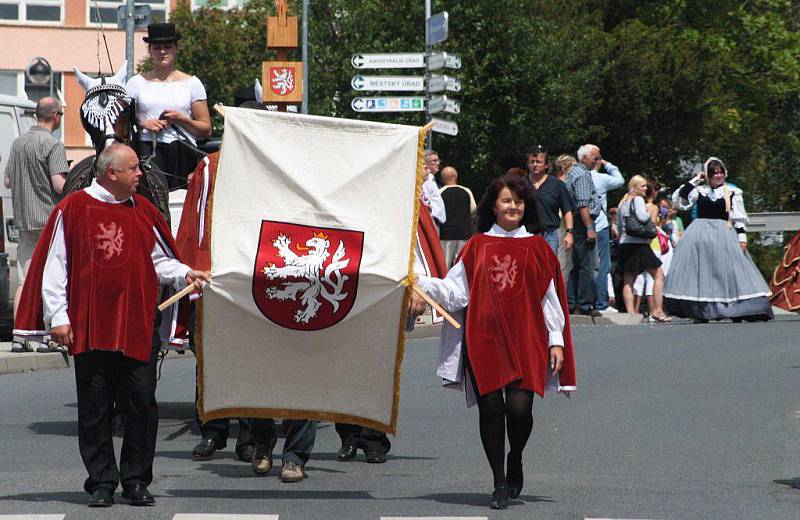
[0,95,37,338]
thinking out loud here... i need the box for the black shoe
[365,449,387,463]
[87,488,114,508]
[192,436,221,460]
[507,465,523,499]
[579,307,601,318]
[336,445,358,462]
[121,484,155,506]
[490,485,509,510]
[237,444,255,463]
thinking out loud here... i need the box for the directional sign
[116,4,151,29]
[351,75,425,92]
[427,11,449,46]
[430,117,458,136]
[351,53,426,69]
[427,95,460,115]
[427,74,461,93]
[427,52,462,71]
[351,96,426,113]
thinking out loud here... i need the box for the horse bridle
[80,82,135,151]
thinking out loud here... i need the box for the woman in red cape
[418,175,576,510]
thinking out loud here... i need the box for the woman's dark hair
[476,174,542,233]
[645,178,659,202]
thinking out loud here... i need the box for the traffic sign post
[430,117,458,136]
[351,96,425,113]
[351,75,425,91]
[349,3,461,144]
[351,53,426,69]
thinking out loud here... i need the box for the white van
[0,95,38,336]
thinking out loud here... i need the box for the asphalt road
[0,321,798,519]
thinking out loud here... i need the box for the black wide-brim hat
[143,23,181,43]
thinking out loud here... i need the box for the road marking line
[0,516,65,520]
[381,517,488,520]
[173,516,279,520]
[586,518,661,520]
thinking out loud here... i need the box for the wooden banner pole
[411,284,461,329]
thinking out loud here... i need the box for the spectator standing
[438,166,476,266]
[125,23,211,189]
[526,146,574,255]
[564,144,603,316]
[554,155,577,283]
[617,175,670,321]
[422,150,446,224]
[590,158,625,312]
[3,96,68,353]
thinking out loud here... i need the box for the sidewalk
[2,306,795,375]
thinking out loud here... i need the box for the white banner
[198,107,423,432]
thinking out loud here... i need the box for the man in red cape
[13,144,208,508]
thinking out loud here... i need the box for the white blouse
[417,223,565,347]
[671,180,749,242]
[125,75,207,144]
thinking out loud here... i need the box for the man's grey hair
[424,149,439,159]
[35,97,60,122]
[95,143,131,179]
[577,144,598,161]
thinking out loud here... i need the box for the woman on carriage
[416,174,576,510]
[126,23,211,190]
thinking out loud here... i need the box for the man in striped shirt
[3,96,68,352]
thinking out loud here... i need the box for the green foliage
[161,0,800,211]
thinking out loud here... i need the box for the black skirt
[137,140,203,190]
[618,242,662,275]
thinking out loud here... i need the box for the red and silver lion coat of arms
[270,66,295,96]
[253,221,364,331]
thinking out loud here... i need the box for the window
[191,0,247,10]
[88,0,167,26]
[0,0,63,22]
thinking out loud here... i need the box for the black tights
[475,386,534,487]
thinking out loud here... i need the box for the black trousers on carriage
[137,140,203,191]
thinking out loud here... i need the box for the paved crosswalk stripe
[173,516,279,520]
[0,516,65,520]
[381,517,488,520]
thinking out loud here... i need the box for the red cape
[14,190,181,362]
[417,202,447,278]
[460,233,576,397]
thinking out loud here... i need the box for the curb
[2,307,795,375]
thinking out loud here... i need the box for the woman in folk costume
[417,175,576,510]
[665,157,773,322]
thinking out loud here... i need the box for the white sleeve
[731,189,748,243]
[416,260,469,312]
[542,280,565,347]
[151,226,191,289]
[422,179,447,224]
[190,76,208,103]
[672,182,700,211]
[42,211,69,329]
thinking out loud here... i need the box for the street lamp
[26,57,53,97]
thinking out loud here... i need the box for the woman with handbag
[617,175,671,321]
[665,157,773,322]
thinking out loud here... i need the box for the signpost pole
[125,0,134,79]
[424,0,432,150]
[301,0,309,114]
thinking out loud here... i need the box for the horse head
[74,62,135,155]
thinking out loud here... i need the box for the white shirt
[417,224,565,347]
[125,75,207,144]
[42,179,191,329]
[421,175,446,224]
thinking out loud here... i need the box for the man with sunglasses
[4,96,68,353]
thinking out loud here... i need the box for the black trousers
[74,347,158,494]
[335,423,391,454]
[198,416,254,454]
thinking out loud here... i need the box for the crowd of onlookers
[424,143,699,321]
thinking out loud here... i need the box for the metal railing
[747,212,800,233]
